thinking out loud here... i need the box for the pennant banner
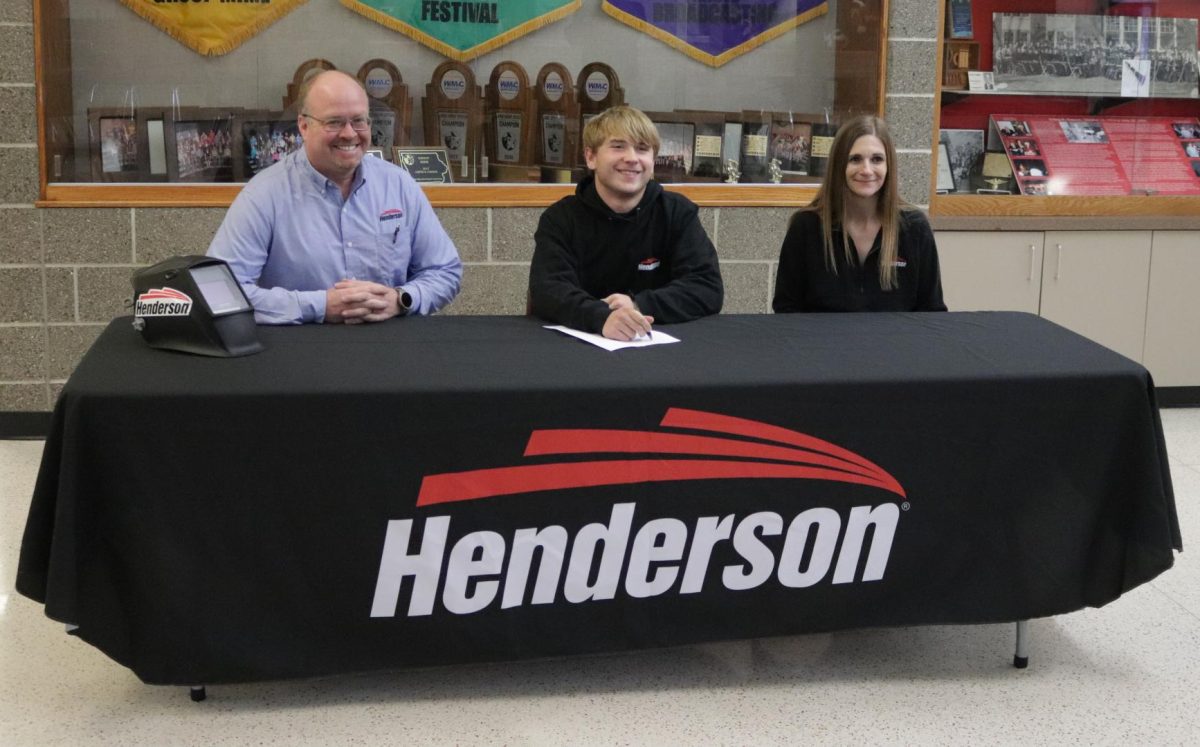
[602,0,828,67]
[342,0,581,61]
[118,0,309,56]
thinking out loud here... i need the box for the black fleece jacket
[772,209,947,313]
[528,175,723,333]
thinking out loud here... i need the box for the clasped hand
[601,293,654,341]
[325,280,401,324]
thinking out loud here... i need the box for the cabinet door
[1143,231,1200,387]
[1040,231,1151,363]
[936,231,1043,313]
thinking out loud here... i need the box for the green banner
[342,0,581,61]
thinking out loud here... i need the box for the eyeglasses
[301,114,372,133]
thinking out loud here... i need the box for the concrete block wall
[0,0,939,412]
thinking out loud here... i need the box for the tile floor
[2,409,1199,745]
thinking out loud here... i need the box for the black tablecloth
[16,313,1180,685]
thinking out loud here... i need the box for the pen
[392,226,400,242]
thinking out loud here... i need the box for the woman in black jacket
[772,116,946,313]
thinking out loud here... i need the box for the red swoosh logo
[416,408,905,506]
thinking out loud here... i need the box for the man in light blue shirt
[208,71,462,324]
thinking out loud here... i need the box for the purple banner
[601,0,828,67]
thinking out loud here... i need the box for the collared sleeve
[631,201,723,324]
[398,175,463,315]
[207,186,326,325]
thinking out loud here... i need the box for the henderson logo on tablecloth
[371,407,907,619]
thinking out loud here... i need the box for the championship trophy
[534,63,580,183]
[484,61,538,182]
[423,60,482,181]
[356,59,412,158]
[575,62,624,168]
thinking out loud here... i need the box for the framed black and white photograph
[232,111,301,182]
[939,128,985,193]
[88,108,139,182]
[936,142,955,193]
[166,108,236,183]
[993,13,1199,98]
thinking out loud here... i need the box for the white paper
[544,325,680,351]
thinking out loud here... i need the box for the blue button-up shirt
[208,149,463,324]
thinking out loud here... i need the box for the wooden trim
[931,194,1200,218]
[39,183,819,208]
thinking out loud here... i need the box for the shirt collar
[295,147,367,198]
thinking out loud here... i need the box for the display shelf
[930,0,1200,218]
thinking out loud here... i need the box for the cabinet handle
[1029,245,1035,281]
[1055,243,1063,281]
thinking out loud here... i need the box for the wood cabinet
[937,231,1042,313]
[1038,231,1151,364]
[1143,231,1200,387]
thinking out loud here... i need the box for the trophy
[534,63,580,183]
[575,62,624,167]
[423,61,482,181]
[283,59,336,111]
[356,59,412,158]
[484,61,538,182]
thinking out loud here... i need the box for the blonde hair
[799,115,905,290]
[582,105,661,155]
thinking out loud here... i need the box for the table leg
[1013,620,1030,669]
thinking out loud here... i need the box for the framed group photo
[645,112,694,183]
[233,111,302,181]
[165,108,238,183]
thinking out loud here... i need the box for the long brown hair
[798,116,904,290]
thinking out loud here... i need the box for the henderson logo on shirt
[379,208,404,222]
[370,407,909,619]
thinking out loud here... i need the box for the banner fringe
[340,0,581,62]
[117,0,308,56]
[600,2,827,68]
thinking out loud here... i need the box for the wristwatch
[395,288,414,314]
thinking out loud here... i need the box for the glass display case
[33,0,887,207]
[931,0,1200,218]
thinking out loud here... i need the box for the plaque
[575,62,624,166]
[535,63,580,179]
[739,112,772,183]
[283,59,337,111]
[392,147,454,183]
[423,60,483,181]
[357,59,413,157]
[808,121,838,178]
[484,62,536,177]
[946,0,973,40]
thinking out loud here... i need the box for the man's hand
[325,280,401,324]
[602,293,637,311]
[602,306,654,341]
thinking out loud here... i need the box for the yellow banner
[118,0,309,56]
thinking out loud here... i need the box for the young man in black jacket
[528,106,723,340]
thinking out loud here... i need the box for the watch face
[399,290,413,310]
